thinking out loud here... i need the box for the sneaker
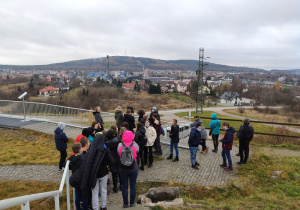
[236,162,244,165]
[243,162,247,164]
[58,169,63,172]
[172,156,179,162]
[123,204,129,208]
[205,146,209,153]
[200,150,205,154]
[139,166,144,171]
[225,167,233,171]
[166,154,173,160]
[212,149,217,153]
[130,204,136,207]
[220,164,227,168]
[192,164,199,170]
[100,207,107,210]
[236,153,240,156]
[195,162,200,166]
[148,164,152,168]
[113,187,118,193]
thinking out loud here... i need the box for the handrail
[0,161,71,210]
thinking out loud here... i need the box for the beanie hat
[122,131,134,142]
[82,128,92,137]
[58,122,66,130]
[106,129,115,140]
[152,106,157,111]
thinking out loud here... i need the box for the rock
[185,202,203,208]
[137,194,146,204]
[163,198,184,207]
[141,197,152,206]
[146,187,179,203]
[272,171,283,177]
[232,181,247,190]
[144,202,156,208]
[156,202,167,209]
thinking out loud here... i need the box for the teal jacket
[209,113,221,135]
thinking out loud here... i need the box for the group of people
[188,113,254,171]
[54,107,254,210]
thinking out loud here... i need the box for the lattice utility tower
[196,48,204,113]
[107,55,109,79]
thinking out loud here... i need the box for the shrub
[238,106,245,113]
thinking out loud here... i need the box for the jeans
[75,188,88,210]
[201,139,206,151]
[154,136,162,152]
[189,147,198,165]
[212,134,219,151]
[144,146,153,165]
[170,141,179,157]
[119,168,139,206]
[222,149,232,168]
[92,175,108,209]
[239,142,250,163]
[59,150,67,170]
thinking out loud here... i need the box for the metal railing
[0,161,72,210]
[0,100,115,129]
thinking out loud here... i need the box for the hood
[195,118,203,124]
[93,111,99,116]
[115,106,123,112]
[82,128,92,137]
[122,131,134,144]
[227,127,236,133]
[93,133,105,150]
[192,126,200,132]
[106,129,115,140]
[152,106,157,112]
[58,122,66,130]
[211,113,217,120]
[54,127,63,134]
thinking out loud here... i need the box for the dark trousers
[144,146,153,165]
[75,188,88,210]
[154,136,162,152]
[119,168,138,206]
[137,146,145,168]
[112,172,122,189]
[59,150,67,170]
[212,134,219,151]
[239,141,250,163]
[201,139,206,151]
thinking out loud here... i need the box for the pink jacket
[118,131,139,161]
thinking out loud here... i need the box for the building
[198,86,211,95]
[219,92,241,105]
[122,83,135,90]
[177,82,187,93]
[39,86,59,96]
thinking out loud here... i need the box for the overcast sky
[0,0,299,70]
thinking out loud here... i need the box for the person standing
[118,131,139,208]
[54,122,69,172]
[93,106,104,131]
[144,119,157,168]
[237,119,254,164]
[137,110,145,123]
[115,106,124,132]
[134,122,147,170]
[124,109,136,132]
[188,123,202,169]
[149,106,160,125]
[220,122,235,171]
[152,113,162,155]
[209,113,221,153]
[200,124,209,154]
[167,119,180,162]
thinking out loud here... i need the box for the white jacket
[145,126,157,146]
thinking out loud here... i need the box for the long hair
[172,119,178,127]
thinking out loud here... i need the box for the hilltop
[0,56,267,72]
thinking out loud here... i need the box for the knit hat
[122,131,134,143]
[82,128,92,137]
[152,106,157,111]
[58,122,66,130]
[106,129,115,140]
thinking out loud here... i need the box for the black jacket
[238,125,254,143]
[54,127,68,151]
[80,134,109,194]
[115,111,124,128]
[68,155,83,174]
[188,127,201,147]
[169,125,180,143]
[149,111,160,125]
[105,130,121,172]
[124,114,136,132]
[97,149,115,178]
[93,111,104,126]
[134,127,146,149]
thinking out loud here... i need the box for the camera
[18,92,27,100]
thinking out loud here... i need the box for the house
[198,86,211,95]
[177,82,187,93]
[219,92,241,105]
[39,86,59,96]
[161,86,169,94]
[54,82,70,91]
[122,83,135,90]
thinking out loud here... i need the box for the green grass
[170,93,195,103]
[0,128,74,165]
[137,152,300,209]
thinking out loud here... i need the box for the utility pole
[195,48,204,113]
[107,55,109,79]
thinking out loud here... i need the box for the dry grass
[0,181,73,210]
[224,108,300,125]
[0,83,27,91]
[0,128,74,165]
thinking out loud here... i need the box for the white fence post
[66,169,71,210]
[73,188,76,210]
[21,201,30,210]
[54,194,60,210]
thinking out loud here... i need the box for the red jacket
[221,127,235,150]
[153,119,162,136]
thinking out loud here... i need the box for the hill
[0,56,267,72]
[270,69,300,75]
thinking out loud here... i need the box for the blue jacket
[188,127,201,147]
[54,127,69,151]
[209,113,221,135]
